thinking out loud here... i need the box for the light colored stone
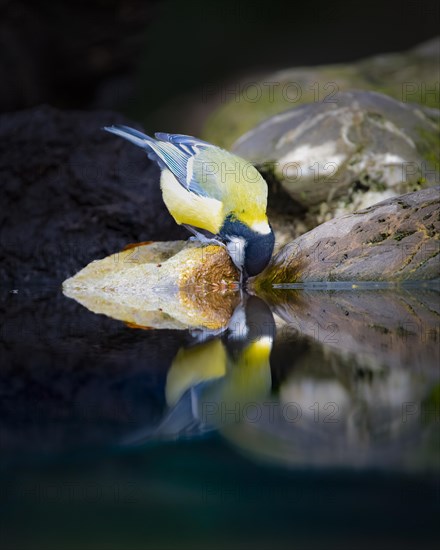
[203,38,440,148]
[63,241,239,330]
[233,91,439,216]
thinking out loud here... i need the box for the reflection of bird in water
[127,295,276,443]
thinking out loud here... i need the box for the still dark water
[1,284,439,549]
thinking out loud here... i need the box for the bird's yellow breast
[160,169,224,234]
[166,339,227,406]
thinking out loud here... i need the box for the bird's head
[220,216,275,278]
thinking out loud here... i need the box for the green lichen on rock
[394,230,416,241]
[416,125,440,170]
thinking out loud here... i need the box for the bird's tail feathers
[103,125,154,149]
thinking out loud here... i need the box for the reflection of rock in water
[275,358,427,461]
[5,281,437,471]
[220,288,439,470]
[123,288,439,471]
[221,342,438,470]
[63,241,239,331]
[271,287,440,372]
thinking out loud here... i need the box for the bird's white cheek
[251,221,271,235]
[226,237,246,269]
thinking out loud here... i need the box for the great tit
[125,295,275,442]
[166,296,275,408]
[104,125,275,280]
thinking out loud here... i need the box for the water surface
[1,285,438,549]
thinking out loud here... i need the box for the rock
[203,37,440,148]
[0,106,187,285]
[63,241,239,330]
[233,91,439,217]
[254,187,440,285]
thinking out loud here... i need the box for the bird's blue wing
[104,125,214,197]
[155,133,213,153]
[154,133,216,196]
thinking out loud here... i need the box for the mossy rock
[232,91,439,217]
[203,37,440,148]
[254,187,440,288]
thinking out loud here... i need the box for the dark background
[1,0,439,129]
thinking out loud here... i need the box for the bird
[125,295,275,442]
[103,125,275,282]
